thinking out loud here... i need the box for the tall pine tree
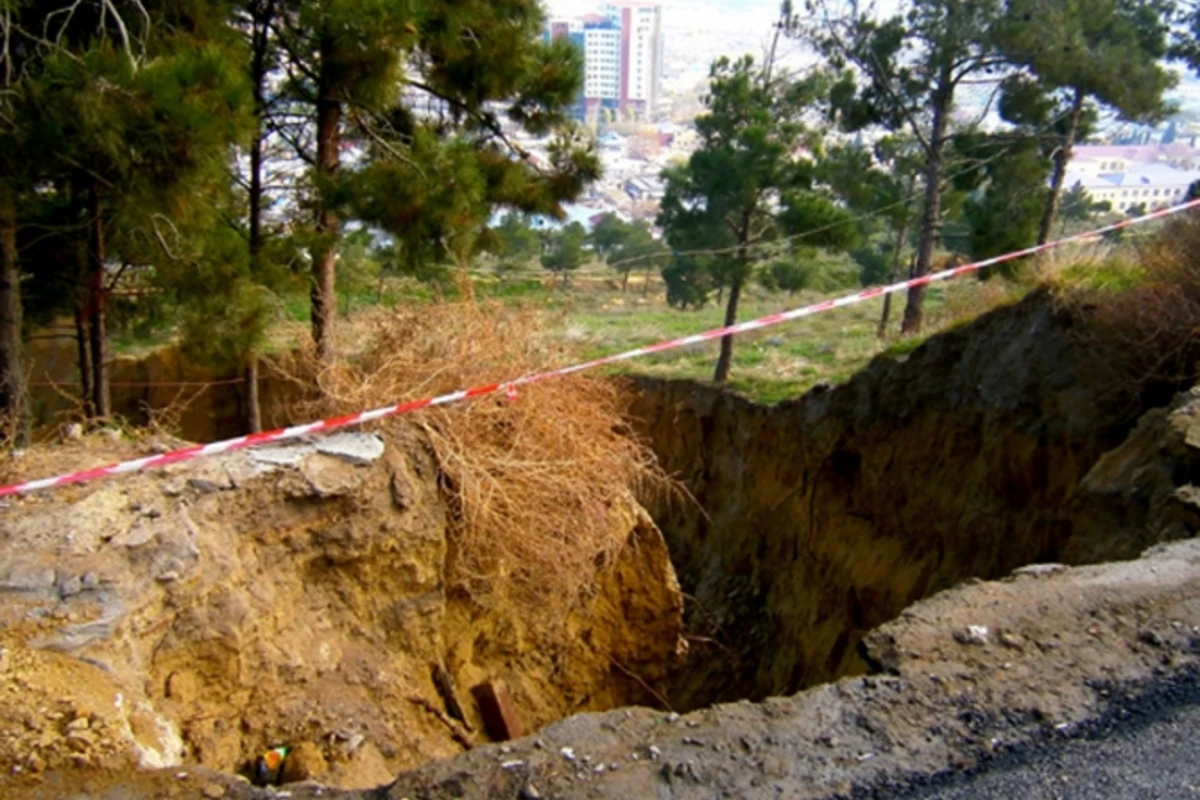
[804,0,1008,332]
[997,0,1175,244]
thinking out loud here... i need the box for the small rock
[0,566,56,593]
[280,741,328,783]
[560,747,575,761]
[58,575,83,599]
[648,745,662,760]
[80,572,100,591]
[665,712,680,723]
[501,760,525,770]
[594,764,606,773]
[954,625,989,645]
[1140,629,1166,647]
[201,784,227,799]
[519,785,543,800]
[1013,563,1067,577]
[66,717,89,732]
[314,433,385,465]
[999,631,1026,650]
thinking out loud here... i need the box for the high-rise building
[603,1,663,120]
[546,2,663,121]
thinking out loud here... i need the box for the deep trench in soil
[5,289,1194,791]
[627,292,1193,714]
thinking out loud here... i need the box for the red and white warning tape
[1,199,1196,498]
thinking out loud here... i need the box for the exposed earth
[0,292,1198,798]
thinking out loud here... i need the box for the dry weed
[277,302,670,612]
[1059,212,1200,418]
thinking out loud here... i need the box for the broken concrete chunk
[472,680,524,742]
[954,625,989,645]
[186,462,234,494]
[249,444,315,467]
[110,523,157,549]
[314,433,386,465]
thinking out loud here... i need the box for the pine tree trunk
[901,85,950,335]
[621,270,629,292]
[88,184,110,420]
[877,215,911,339]
[243,3,274,434]
[244,360,262,433]
[74,304,92,416]
[0,177,28,445]
[1038,86,1085,246]
[713,273,742,384]
[310,43,342,363]
[642,265,652,296]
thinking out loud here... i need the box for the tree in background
[18,1,250,420]
[997,0,1175,244]
[1059,182,1110,231]
[487,213,542,275]
[804,0,1008,333]
[658,51,857,383]
[662,254,718,310]
[541,222,588,284]
[817,136,924,336]
[270,0,598,360]
[587,214,667,291]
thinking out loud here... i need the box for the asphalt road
[899,697,1200,799]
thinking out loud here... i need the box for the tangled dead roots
[278,302,668,612]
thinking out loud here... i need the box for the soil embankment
[2,290,1199,798]
[0,427,684,788]
[627,290,1195,710]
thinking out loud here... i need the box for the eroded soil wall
[628,292,1189,710]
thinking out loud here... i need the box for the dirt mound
[0,425,684,788]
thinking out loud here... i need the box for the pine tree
[804,0,1009,333]
[817,136,924,336]
[270,0,597,361]
[658,54,856,383]
[21,1,251,419]
[997,0,1175,244]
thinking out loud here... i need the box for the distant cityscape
[519,0,1200,237]
[544,1,666,122]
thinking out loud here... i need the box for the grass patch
[885,336,926,357]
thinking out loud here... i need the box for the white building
[1066,163,1200,212]
[603,1,664,119]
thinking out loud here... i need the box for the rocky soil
[0,425,685,790]
[10,534,1200,799]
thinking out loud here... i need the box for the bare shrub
[1057,212,1200,418]
[276,302,670,612]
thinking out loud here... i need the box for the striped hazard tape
[1,198,1196,498]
